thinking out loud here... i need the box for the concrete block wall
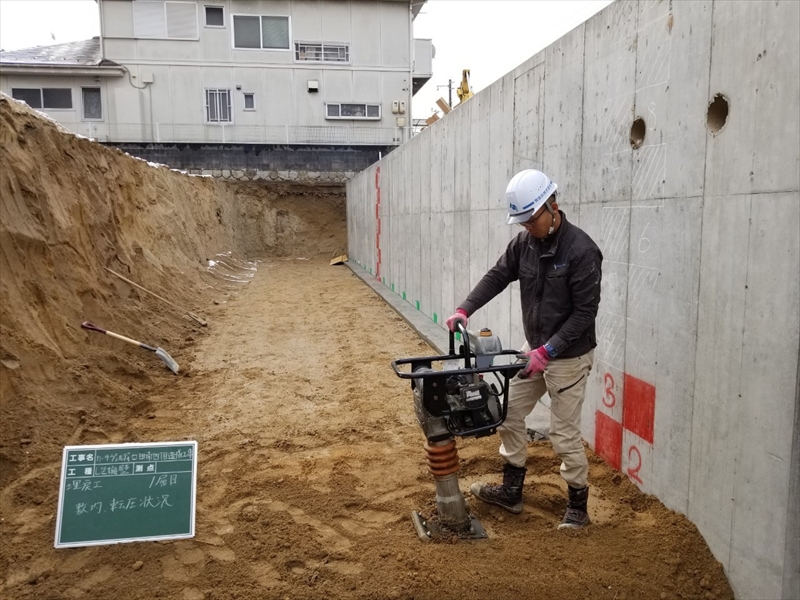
[107,143,384,181]
[346,1,800,598]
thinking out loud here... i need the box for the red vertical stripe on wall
[374,167,381,279]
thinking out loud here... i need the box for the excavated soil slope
[0,96,733,600]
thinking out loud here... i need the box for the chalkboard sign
[55,441,198,548]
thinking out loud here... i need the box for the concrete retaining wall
[346,1,800,598]
[107,143,387,182]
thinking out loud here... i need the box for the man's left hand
[517,346,550,378]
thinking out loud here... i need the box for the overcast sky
[0,0,613,117]
[412,1,613,117]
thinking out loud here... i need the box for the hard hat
[505,169,558,225]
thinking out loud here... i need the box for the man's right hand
[445,309,468,332]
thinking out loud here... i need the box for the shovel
[104,268,207,326]
[81,321,180,375]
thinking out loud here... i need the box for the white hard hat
[505,169,558,225]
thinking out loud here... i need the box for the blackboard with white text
[55,441,197,548]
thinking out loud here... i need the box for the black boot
[469,463,526,514]
[558,485,590,529]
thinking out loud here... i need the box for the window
[205,89,232,123]
[205,5,224,27]
[295,42,349,63]
[11,88,42,108]
[232,15,289,49]
[11,88,72,109]
[133,1,198,40]
[243,93,255,110]
[82,88,102,120]
[325,103,381,120]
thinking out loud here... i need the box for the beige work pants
[498,346,594,488]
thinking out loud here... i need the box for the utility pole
[437,79,455,109]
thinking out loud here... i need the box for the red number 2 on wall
[627,446,643,484]
[603,373,616,408]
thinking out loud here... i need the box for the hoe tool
[81,321,180,375]
[392,322,523,542]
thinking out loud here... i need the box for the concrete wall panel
[468,210,488,298]
[439,211,455,328]
[706,1,800,197]
[429,127,443,214]
[488,74,514,212]
[441,118,455,213]
[484,209,514,348]
[543,25,584,204]
[750,1,800,193]
[418,133,432,319]
[626,198,703,511]
[581,0,638,205]
[470,92,490,212]
[730,192,800,599]
[346,3,800,596]
[512,62,544,175]
[453,101,472,213]
[657,1,712,200]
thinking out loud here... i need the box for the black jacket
[459,212,602,359]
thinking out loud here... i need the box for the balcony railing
[67,122,405,146]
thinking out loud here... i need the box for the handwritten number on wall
[627,445,643,483]
[603,372,616,408]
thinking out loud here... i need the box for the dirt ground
[0,95,734,599]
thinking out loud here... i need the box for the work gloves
[445,309,468,332]
[517,346,551,378]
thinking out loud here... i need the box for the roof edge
[0,64,124,77]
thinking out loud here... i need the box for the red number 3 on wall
[603,372,616,408]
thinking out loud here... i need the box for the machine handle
[390,350,525,379]
[447,320,472,367]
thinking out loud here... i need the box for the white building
[0,0,433,169]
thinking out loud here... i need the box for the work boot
[558,485,590,530]
[470,463,526,514]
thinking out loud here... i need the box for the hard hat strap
[546,199,557,235]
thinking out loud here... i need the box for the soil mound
[0,95,345,488]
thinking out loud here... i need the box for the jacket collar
[528,210,569,257]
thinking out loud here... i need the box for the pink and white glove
[517,346,550,378]
[445,309,468,332]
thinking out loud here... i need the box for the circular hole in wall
[706,93,729,135]
[630,117,646,149]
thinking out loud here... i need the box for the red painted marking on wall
[622,373,656,444]
[375,167,381,279]
[626,445,644,484]
[595,410,622,471]
[602,372,616,407]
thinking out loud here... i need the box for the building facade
[0,0,433,175]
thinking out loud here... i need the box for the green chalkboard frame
[55,441,198,548]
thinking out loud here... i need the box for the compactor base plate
[410,510,488,543]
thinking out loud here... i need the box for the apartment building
[0,0,433,175]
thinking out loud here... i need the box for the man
[445,169,602,529]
